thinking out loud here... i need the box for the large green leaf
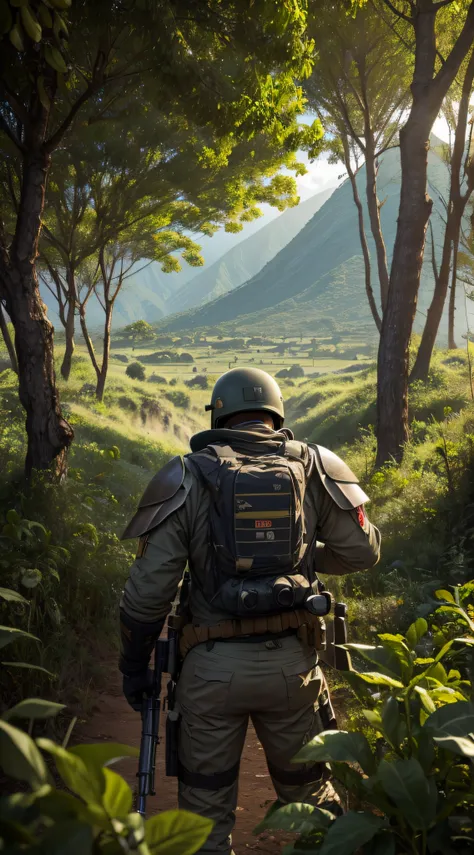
[3,699,65,721]
[341,644,402,679]
[0,587,28,604]
[381,697,401,747]
[406,618,428,650]
[145,809,213,855]
[69,742,139,768]
[318,811,385,855]
[0,720,49,790]
[424,700,474,738]
[102,768,133,817]
[377,758,437,830]
[0,625,39,649]
[35,788,109,829]
[433,734,474,757]
[37,739,103,805]
[254,802,333,834]
[377,634,412,673]
[294,730,375,775]
[354,672,404,689]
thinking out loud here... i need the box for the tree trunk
[365,138,390,312]
[60,271,77,381]
[376,119,433,467]
[448,234,459,349]
[0,303,19,374]
[95,304,113,402]
[410,220,458,381]
[344,140,382,332]
[375,2,474,467]
[411,48,474,380]
[79,306,101,384]
[0,150,73,477]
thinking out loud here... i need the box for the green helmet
[206,367,285,429]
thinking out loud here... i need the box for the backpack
[188,440,317,617]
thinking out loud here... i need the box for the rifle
[136,638,168,817]
[135,571,190,816]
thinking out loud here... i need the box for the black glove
[122,669,154,711]
[118,610,165,711]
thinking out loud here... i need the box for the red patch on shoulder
[357,506,366,528]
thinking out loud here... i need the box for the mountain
[158,139,458,339]
[167,188,335,314]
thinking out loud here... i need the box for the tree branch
[381,0,413,23]
[432,2,474,103]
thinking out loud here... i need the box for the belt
[213,628,297,644]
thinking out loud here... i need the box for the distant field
[101,334,374,382]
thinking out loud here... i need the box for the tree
[0,0,317,477]
[306,1,411,326]
[371,0,474,466]
[411,50,474,380]
[121,321,156,350]
[39,87,320,400]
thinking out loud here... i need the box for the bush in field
[126,362,146,381]
[257,582,474,854]
[112,353,129,363]
[179,352,194,363]
[148,374,167,384]
[165,389,191,409]
[118,395,138,412]
[276,364,304,379]
[185,375,209,389]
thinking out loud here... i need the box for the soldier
[119,367,381,854]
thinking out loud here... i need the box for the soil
[78,663,290,854]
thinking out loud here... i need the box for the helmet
[206,367,285,429]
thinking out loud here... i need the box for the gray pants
[176,635,328,854]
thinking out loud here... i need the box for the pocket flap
[194,665,233,683]
[282,663,320,683]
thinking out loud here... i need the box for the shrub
[112,353,129,363]
[185,375,209,389]
[276,364,304,379]
[164,389,191,409]
[148,374,167,384]
[179,352,194,363]
[257,582,474,854]
[138,351,174,364]
[117,396,138,412]
[126,362,146,381]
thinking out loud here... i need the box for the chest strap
[175,610,326,657]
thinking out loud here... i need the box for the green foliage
[258,584,474,853]
[0,594,213,853]
[126,362,146,382]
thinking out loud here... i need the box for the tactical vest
[188,440,321,618]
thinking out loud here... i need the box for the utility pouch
[215,573,315,617]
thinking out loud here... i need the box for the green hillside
[158,141,453,338]
[168,188,334,314]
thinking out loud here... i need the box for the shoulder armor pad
[121,455,188,540]
[309,444,369,510]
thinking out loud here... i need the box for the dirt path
[79,663,288,854]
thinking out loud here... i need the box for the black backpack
[188,441,317,616]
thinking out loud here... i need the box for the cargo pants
[176,634,332,854]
